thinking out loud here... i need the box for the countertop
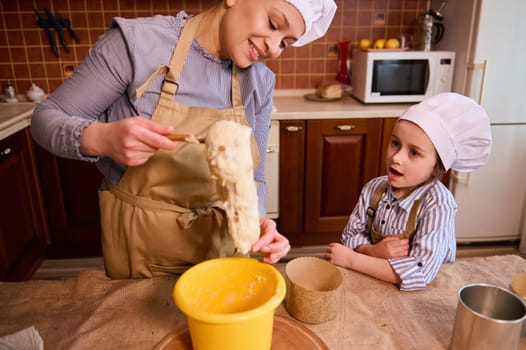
[0,91,413,141]
[1,254,525,349]
[0,102,36,140]
[271,89,413,120]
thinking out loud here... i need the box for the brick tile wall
[0,0,428,96]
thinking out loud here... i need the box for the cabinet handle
[285,126,303,132]
[0,147,12,156]
[266,146,278,153]
[336,125,355,131]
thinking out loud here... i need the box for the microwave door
[372,59,429,99]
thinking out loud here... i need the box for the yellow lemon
[373,38,386,49]
[385,38,401,49]
[359,38,371,50]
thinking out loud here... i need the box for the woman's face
[220,0,306,68]
[386,120,438,198]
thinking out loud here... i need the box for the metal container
[450,283,526,350]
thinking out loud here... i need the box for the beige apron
[99,15,259,279]
[366,181,421,244]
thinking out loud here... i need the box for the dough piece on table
[206,120,260,254]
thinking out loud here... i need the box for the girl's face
[386,120,438,199]
[220,0,305,68]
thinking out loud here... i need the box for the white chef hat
[286,0,337,47]
[398,92,492,172]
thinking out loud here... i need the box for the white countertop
[271,89,413,120]
[0,91,414,140]
[0,102,36,140]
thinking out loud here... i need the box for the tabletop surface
[1,254,525,350]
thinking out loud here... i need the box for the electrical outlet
[327,44,338,57]
[374,13,386,25]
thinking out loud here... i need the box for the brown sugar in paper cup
[284,257,343,324]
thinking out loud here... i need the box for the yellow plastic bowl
[173,257,286,350]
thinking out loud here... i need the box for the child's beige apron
[367,181,421,244]
[98,15,259,279]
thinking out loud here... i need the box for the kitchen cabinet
[0,128,49,280]
[279,118,394,246]
[34,145,103,258]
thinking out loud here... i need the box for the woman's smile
[248,40,262,61]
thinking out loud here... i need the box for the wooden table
[1,255,525,349]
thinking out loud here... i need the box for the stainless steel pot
[450,283,526,350]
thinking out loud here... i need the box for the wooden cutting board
[155,315,328,350]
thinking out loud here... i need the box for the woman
[31,0,337,278]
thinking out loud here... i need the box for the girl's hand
[80,116,177,166]
[326,242,355,269]
[252,218,290,264]
[369,237,409,259]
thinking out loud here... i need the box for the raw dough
[206,120,260,254]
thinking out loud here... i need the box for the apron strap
[135,15,202,99]
[231,65,243,109]
[367,181,388,230]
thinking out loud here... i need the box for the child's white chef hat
[286,0,337,47]
[399,92,492,172]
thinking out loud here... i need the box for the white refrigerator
[431,0,526,246]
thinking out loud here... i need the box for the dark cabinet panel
[0,129,48,280]
[279,118,385,246]
[35,145,103,257]
[278,120,305,234]
[304,119,382,236]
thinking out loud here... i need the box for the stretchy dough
[206,120,260,254]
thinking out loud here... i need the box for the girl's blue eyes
[390,140,420,157]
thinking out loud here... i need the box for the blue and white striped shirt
[341,176,457,291]
[31,12,275,216]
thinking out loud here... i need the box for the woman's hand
[80,116,178,166]
[251,218,290,264]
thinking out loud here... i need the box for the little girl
[326,93,492,291]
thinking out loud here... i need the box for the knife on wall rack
[34,9,59,58]
[55,11,80,43]
[44,8,69,53]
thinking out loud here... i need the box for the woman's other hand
[80,116,177,166]
[252,218,290,264]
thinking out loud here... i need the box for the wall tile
[0,0,430,94]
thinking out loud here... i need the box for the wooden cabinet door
[278,120,305,234]
[35,146,103,258]
[0,129,48,280]
[379,117,397,176]
[303,119,382,239]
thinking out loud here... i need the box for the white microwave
[350,50,455,104]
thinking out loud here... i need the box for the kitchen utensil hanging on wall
[34,8,79,58]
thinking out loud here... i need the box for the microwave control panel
[434,54,455,94]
